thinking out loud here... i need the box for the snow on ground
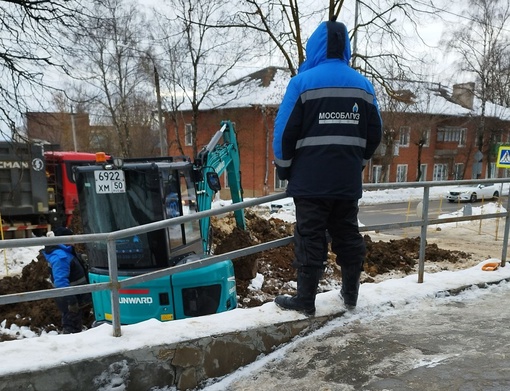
[1,257,509,390]
[0,246,41,278]
[1,185,510,390]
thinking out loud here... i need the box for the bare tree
[488,50,510,107]
[375,87,401,183]
[43,91,90,151]
[155,0,253,157]
[484,116,507,177]
[67,0,158,157]
[443,0,510,173]
[216,0,438,95]
[152,23,187,156]
[0,0,85,140]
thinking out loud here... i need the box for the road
[358,197,507,228]
[210,281,510,391]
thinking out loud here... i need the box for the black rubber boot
[340,263,362,310]
[275,268,322,316]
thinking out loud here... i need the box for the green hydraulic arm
[194,120,246,254]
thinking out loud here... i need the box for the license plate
[94,170,126,193]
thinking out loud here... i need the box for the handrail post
[107,238,122,337]
[501,193,510,267]
[418,186,430,283]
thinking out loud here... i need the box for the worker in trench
[42,227,92,334]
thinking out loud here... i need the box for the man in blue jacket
[42,227,90,334]
[273,17,382,315]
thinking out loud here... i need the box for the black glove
[276,165,290,181]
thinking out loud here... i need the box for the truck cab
[44,150,106,228]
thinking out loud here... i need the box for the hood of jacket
[298,20,352,73]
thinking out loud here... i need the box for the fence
[1,178,509,337]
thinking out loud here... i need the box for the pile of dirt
[211,210,472,307]
[0,257,60,337]
[0,253,95,342]
[363,235,471,279]
[0,209,473,340]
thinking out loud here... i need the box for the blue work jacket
[273,20,382,199]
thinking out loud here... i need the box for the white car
[270,197,295,213]
[446,183,500,203]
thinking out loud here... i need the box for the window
[454,163,464,180]
[436,127,466,146]
[422,129,430,147]
[78,168,187,270]
[433,164,448,181]
[399,126,410,147]
[396,164,408,182]
[185,124,193,146]
[372,165,382,184]
[418,164,427,181]
[393,142,400,156]
[163,169,200,249]
[274,168,287,190]
[491,133,503,144]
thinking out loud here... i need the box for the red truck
[0,142,100,237]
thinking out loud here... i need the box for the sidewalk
[212,279,510,390]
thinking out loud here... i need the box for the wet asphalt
[211,281,510,391]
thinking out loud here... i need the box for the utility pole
[352,0,359,69]
[153,64,167,157]
[70,105,77,152]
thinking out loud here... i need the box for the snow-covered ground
[1,185,510,390]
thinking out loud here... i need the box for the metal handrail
[1,179,510,336]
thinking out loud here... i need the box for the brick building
[25,112,91,151]
[167,105,279,198]
[166,67,288,198]
[371,82,510,184]
[24,70,510,197]
[169,69,510,197]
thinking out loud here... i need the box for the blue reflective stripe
[301,88,375,104]
[296,135,366,149]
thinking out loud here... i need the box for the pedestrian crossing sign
[496,145,510,168]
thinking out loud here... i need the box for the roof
[194,67,510,121]
[381,80,510,120]
[200,67,291,110]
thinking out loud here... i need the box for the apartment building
[167,68,510,197]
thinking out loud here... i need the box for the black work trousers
[293,198,366,270]
[55,293,91,333]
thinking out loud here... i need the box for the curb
[0,311,344,391]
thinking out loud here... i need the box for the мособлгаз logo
[318,102,361,125]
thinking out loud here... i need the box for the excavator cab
[75,157,237,324]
